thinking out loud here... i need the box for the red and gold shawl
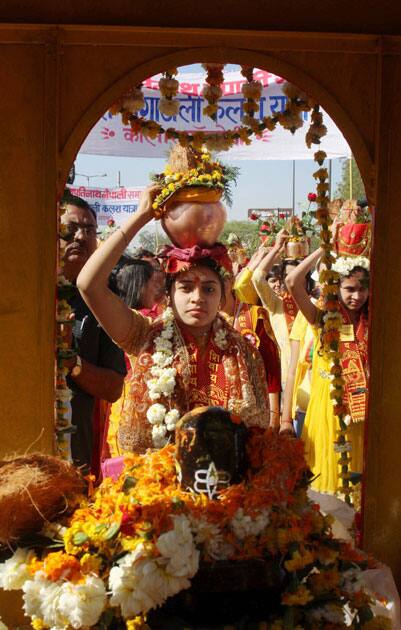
[117,312,270,454]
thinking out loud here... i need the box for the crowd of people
[61,185,370,500]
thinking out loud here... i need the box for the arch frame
[60,44,375,201]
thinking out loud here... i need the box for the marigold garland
[0,430,389,628]
[54,204,77,461]
[312,150,354,503]
[109,64,328,154]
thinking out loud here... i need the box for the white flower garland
[331,255,369,276]
[146,308,228,448]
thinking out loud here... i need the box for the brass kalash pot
[162,188,227,248]
[153,145,228,248]
[283,216,310,260]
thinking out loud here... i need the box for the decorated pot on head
[284,216,309,260]
[175,406,248,498]
[151,145,237,248]
[226,233,248,266]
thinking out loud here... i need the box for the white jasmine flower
[156,515,199,578]
[154,338,173,352]
[152,424,168,448]
[230,508,270,540]
[58,576,107,628]
[109,534,196,618]
[165,409,180,431]
[146,403,166,425]
[152,351,173,368]
[190,516,221,546]
[23,574,67,628]
[0,548,35,590]
[332,256,369,276]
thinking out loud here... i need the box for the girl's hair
[116,259,155,309]
[165,257,226,302]
[280,259,314,295]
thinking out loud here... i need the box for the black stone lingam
[175,406,248,497]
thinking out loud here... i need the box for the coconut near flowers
[0,431,390,628]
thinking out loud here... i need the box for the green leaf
[73,531,89,545]
[103,522,120,540]
[122,476,137,493]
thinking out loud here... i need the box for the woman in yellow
[229,249,281,426]
[280,309,315,437]
[286,247,369,494]
[249,231,300,392]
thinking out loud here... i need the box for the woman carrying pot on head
[285,247,369,495]
[77,186,270,455]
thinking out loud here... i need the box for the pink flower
[107,218,115,227]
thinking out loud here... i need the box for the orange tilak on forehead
[178,267,218,284]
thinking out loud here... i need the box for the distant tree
[220,220,260,254]
[335,157,366,201]
[138,228,171,254]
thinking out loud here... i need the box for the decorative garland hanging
[312,151,355,503]
[54,207,77,462]
[108,67,327,153]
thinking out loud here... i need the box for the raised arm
[285,247,323,325]
[77,186,157,344]
[254,229,287,276]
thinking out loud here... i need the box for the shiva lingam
[175,406,248,497]
[152,145,231,248]
[146,406,281,627]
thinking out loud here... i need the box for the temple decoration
[55,204,77,461]
[201,63,224,120]
[158,68,180,117]
[311,152,372,504]
[109,65,327,153]
[0,427,391,628]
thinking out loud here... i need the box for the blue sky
[75,153,344,221]
[75,63,346,221]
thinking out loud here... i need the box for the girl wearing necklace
[77,186,270,454]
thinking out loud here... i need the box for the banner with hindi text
[79,70,351,161]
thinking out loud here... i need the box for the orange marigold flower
[282,585,314,606]
[42,551,82,582]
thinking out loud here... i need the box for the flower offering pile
[0,430,390,629]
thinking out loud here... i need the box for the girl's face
[140,270,165,309]
[171,266,222,329]
[339,271,369,311]
[268,275,281,294]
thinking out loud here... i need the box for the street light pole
[75,173,108,186]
